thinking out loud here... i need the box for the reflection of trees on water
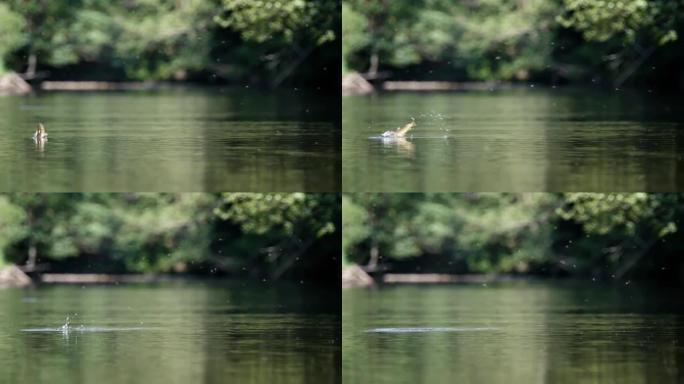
[33,137,46,154]
[380,137,415,158]
[0,90,339,191]
[6,287,210,383]
[199,90,340,192]
[344,284,684,383]
[201,285,340,383]
[202,122,338,192]
[343,90,684,191]
[543,92,684,191]
[344,91,550,191]
[5,284,339,383]
[203,93,340,191]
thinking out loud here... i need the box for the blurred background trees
[342,0,684,89]
[0,3,24,74]
[343,193,684,281]
[0,193,339,281]
[0,0,339,88]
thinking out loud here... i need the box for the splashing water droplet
[60,316,70,333]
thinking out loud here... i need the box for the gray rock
[0,73,32,96]
[342,73,374,96]
[0,265,33,288]
[342,265,375,288]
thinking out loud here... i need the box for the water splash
[368,112,452,140]
[22,326,154,333]
[21,316,155,333]
[420,111,451,137]
[60,316,70,334]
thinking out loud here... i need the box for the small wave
[21,326,154,333]
[365,327,498,333]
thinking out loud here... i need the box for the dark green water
[343,282,684,384]
[0,88,339,192]
[0,281,339,384]
[343,88,684,192]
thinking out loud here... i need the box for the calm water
[0,281,340,384]
[343,282,684,383]
[343,88,684,192]
[0,88,339,192]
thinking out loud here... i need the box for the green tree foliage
[343,0,684,86]
[343,0,419,73]
[0,196,25,265]
[557,193,678,237]
[341,195,368,264]
[216,193,336,238]
[558,0,679,45]
[214,0,337,86]
[1,0,337,86]
[341,3,367,74]
[344,0,558,80]
[557,0,683,86]
[447,0,558,80]
[343,194,558,273]
[555,193,683,278]
[214,193,338,278]
[344,193,684,280]
[4,0,219,80]
[4,0,72,67]
[0,3,24,73]
[103,0,216,80]
[216,0,335,45]
[0,193,338,279]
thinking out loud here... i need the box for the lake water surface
[343,281,684,383]
[0,281,339,384]
[343,88,684,192]
[0,88,339,191]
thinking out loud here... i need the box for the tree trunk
[614,237,658,279]
[367,243,379,270]
[271,238,315,279]
[26,207,36,270]
[26,244,37,270]
[270,46,315,88]
[614,45,656,88]
[368,53,379,77]
[26,54,37,79]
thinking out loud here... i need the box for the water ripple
[365,327,498,333]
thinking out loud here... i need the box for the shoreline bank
[40,81,174,91]
[0,268,325,288]
[381,80,512,92]
[382,273,523,284]
[2,73,337,95]
[341,266,527,288]
[0,268,191,287]
[341,76,678,95]
[341,265,667,288]
[342,72,524,95]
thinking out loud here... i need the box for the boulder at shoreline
[0,265,33,288]
[342,72,374,96]
[342,265,375,288]
[0,73,32,96]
